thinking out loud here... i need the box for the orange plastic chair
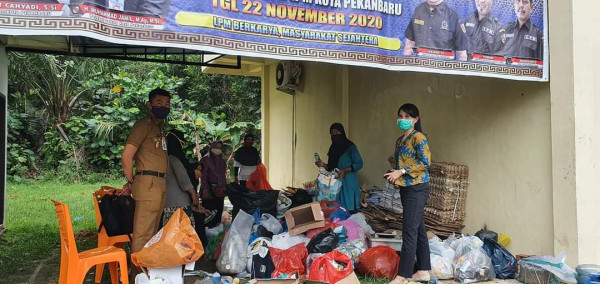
[92,186,132,283]
[53,200,129,284]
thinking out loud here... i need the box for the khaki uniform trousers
[130,175,166,253]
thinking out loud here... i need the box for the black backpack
[98,194,135,238]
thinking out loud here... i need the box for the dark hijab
[327,123,354,171]
[234,136,260,166]
[202,141,227,187]
[166,130,197,187]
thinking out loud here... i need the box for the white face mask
[211,149,222,155]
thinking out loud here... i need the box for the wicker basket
[430,162,469,181]
[425,207,466,224]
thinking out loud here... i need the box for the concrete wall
[348,67,553,256]
[571,0,600,264]
[263,59,554,256]
[264,62,344,187]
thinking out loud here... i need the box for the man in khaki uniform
[120,88,171,258]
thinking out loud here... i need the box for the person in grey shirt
[463,0,506,55]
[403,0,469,61]
[162,130,199,227]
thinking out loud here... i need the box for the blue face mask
[397,119,413,131]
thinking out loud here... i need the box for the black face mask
[331,134,344,144]
[151,107,170,120]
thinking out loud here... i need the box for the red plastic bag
[357,246,400,280]
[269,243,308,277]
[309,250,354,283]
[320,201,341,219]
[247,164,273,191]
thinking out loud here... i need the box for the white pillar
[550,0,600,266]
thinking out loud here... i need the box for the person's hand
[315,161,325,168]
[191,193,199,206]
[384,170,404,183]
[337,169,348,179]
[119,183,132,196]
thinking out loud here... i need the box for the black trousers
[398,182,431,278]
[192,210,208,248]
[203,196,225,229]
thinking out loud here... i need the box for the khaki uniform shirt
[126,114,168,173]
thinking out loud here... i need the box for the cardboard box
[304,272,361,284]
[284,202,325,236]
[248,279,300,284]
[147,266,184,284]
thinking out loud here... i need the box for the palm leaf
[95,120,121,140]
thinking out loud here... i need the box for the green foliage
[6,112,36,182]
[7,53,262,181]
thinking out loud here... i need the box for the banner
[0,0,548,81]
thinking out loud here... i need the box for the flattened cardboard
[249,279,300,284]
[304,272,361,284]
[284,202,325,236]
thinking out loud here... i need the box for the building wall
[264,62,344,187]
[571,0,600,264]
[264,60,554,255]
[347,67,553,256]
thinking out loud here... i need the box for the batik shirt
[394,131,431,187]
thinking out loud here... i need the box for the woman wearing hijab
[200,141,227,228]
[315,123,363,212]
[163,130,199,227]
[233,133,260,189]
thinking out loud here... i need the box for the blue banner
[0,0,548,81]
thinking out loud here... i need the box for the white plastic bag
[519,252,577,284]
[454,247,495,283]
[205,223,223,240]
[271,232,310,250]
[429,236,456,261]
[258,213,283,235]
[277,192,292,219]
[453,235,484,261]
[348,213,375,235]
[431,253,454,280]
[216,210,253,274]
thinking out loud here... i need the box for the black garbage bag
[475,229,499,242]
[256,225,274,239]
[227,183,279,217]
[483,238,517,279]
[290,190,313,209]
[307,228,339,254]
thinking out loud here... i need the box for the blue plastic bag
[482,238,517,279]
[317,173,342,201]
[330,208,350,222]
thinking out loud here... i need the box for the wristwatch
[401,169,407,175]
[128,178,134,185]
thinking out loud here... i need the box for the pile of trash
[427,229,582,284]
[204,180,588,284]
[200,179,406,283]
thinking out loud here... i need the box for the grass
[0,180,393,284]
[0,180,121,283]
